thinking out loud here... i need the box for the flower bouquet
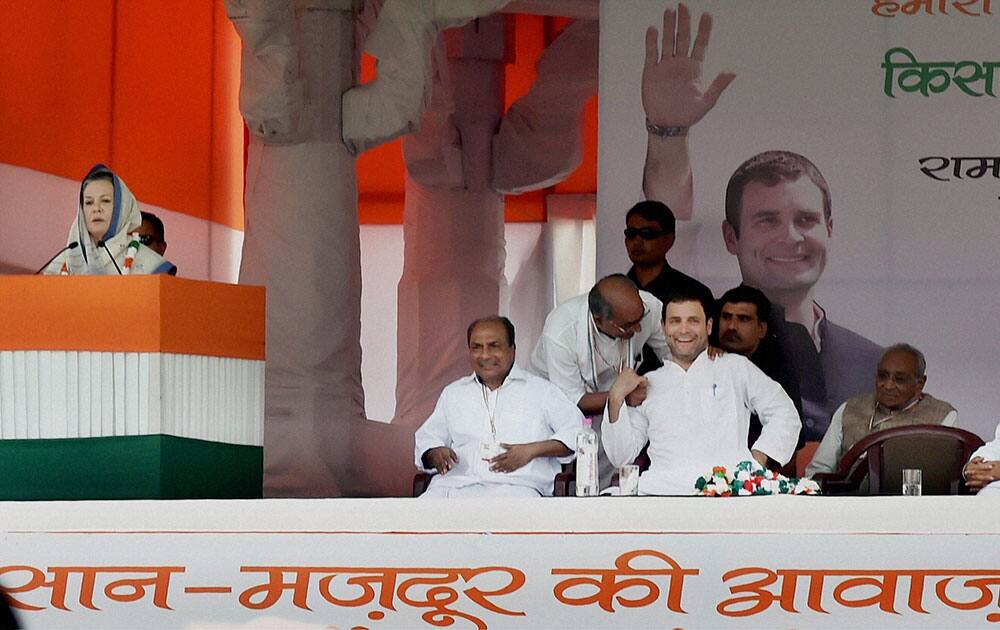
[694,460,820,496]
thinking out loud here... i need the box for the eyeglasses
[135,234,159,246]
[611,308,649,334]
[624,227,665,240]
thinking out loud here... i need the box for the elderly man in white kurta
[529,274,669,488]
[530,275,669,416]
[603,290,800,495]
[415,317,583,498]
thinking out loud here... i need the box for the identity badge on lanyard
[479,383,505,460]
[587,316,633,393]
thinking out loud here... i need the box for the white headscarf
[45,164,177,275]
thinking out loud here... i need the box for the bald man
[530,274,669,488]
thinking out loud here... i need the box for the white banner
[2,497,999,628]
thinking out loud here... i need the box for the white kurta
[529,291,669,403]
[603,353,801,495]
[971,422,1000,496]
[413,365,584,497]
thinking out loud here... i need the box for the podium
[0,276,265,499]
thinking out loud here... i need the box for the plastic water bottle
[576,418,599,496]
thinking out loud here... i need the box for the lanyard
[587,315,632,393]
[481,382,501,441]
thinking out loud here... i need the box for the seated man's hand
[964,457,1000,490]
[490,443,539,474]
[610,368,648,403]
[608,368,648,421]
[423,446,459,475]
[625,380,649,407]
[750,449,769,470]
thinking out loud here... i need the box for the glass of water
[902,468,922,496]
[619,465,640,496]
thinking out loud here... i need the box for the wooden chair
[812,424,985,495]
[412,472,434,497]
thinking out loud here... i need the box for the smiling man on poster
[639,3,882,440]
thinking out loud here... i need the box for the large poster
[597,0,1000,440]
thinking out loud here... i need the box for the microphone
[35,242,79,274]
[97,240,123,275]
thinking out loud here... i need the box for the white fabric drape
[546,193,596,306]
[228,0,364,496]
[0,351,263,446]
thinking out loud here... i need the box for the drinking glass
[619,465,640,496]
[902,468,922,496]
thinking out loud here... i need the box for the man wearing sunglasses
[136,212,177,276]
[137,212,168,257]
[624,200,714,374]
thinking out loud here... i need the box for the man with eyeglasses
[624,200,714,374]
[805,344,956,477]
[530,274,669,488]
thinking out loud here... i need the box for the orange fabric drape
[356,14,597,224]
[0,0,244,231]
[0,7,594,228]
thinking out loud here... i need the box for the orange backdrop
[0,3,595,228]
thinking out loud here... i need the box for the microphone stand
[34,242,79,274]
[97,240,123,275]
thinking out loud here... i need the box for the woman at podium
[43,164,177,276]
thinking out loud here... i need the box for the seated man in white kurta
[602,289,800,495]
[965,422,1000,496]
[414,316,584,498]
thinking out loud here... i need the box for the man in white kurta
[965,422,1000,496]
[415,317,583,497]
[603,291,800,495]
[530,276,669,414]
[529,275,670,488]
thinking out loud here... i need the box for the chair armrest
[413,472,435,497]
[810,471,859,495]
[553,461,575,497]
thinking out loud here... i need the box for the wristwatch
[645,120,688,137]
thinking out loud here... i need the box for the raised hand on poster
[641,3,736,217]
[642,3,735,129]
